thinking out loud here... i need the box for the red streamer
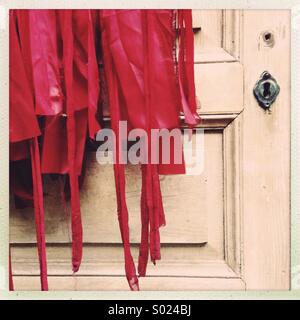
[60,10,83,273]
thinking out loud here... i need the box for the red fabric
[100,16,139,289]
[30,138,48,290]
[99,9,199,286]
[178,10,200,127]
[41,110,88,175]
[29,10,63,115]
[138,165,150,277]
[9,9,199,291]
[10,10,48,290]
[9,248,14,291]
[88,10,101,138]
[15,10,34,93]
[10,141,30,161]
[100,10,182,131]
[141,10,162,269]
[41,115,68,174]
[9,11,40,143]
[35,10,99,274]
[72,10,88,111]
[59,10,83,272]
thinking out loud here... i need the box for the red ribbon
[178,10,201,127]
[88,11,101,139]
[100,14,139,290]
[30,137,48,290]
[60,10,83,273]
[137,11,166,277]
[9,247,14,291]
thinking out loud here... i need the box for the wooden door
[10,10,291,291]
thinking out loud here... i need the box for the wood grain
[242,10,290,290]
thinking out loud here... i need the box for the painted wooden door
[10,10,291,291]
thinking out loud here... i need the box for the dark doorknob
[253,71,280,110]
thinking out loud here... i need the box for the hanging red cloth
[9,248,14,291]
[51,10,100,272]
[99,9,199,289]
[10,9,198,291]
[58,9,83,272]
[9,9,48,290]
[28,9,64,115]
[36,9,100,273]
[178,10,200,127]
[100,18,139,289]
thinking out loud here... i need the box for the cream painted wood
[11,246,238,277]
[194,63,243,114]
[193,10,238,63]
[241,10,290,290]
[10,10,290,291]
[193,10,222,50]
[13,276,245,291]
[222,10,242,60]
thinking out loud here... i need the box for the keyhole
[253,71,280,110]
[263,82,271,99]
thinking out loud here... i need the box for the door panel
[242,10,290,290]
[10,9,290,291]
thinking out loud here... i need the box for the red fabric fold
[30,137,48,290]
[138,165,150,277]
[99,9,198,287]
[88,10,101,138]
[178,10,201,127]
[41,110,88,175]
[138,166,165,275]
[141,11,161,268]
[9,248,14,291]
[10,10,48,290]
[9,11,40,143]
[9,9,200,291]
[100,15,139,290]
[29,10,63,115]
[60,10,83,273]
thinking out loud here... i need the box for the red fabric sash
[10,10,48,290]
[88,11,101,138]
[9,248,14,291]
[138,11,164,276]
[29,10,63,115]
[100,15,139,290]
[38,10,98,274]
[178,10,200,127]
[99,9,199,288]
[60,10,83,273]
[138,163,166,276]
[30,137,48,290]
